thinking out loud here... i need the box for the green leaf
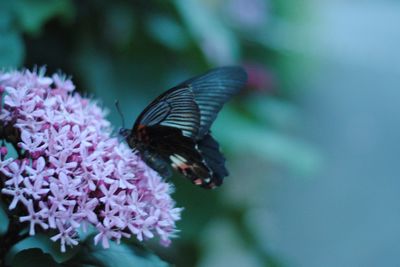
[4,142,19,160]
[174,0,240,64]
[13,0,74,35]
[6,233,79,265]
[0,201,9,235]
[0,30,24,68]
[66,239,170,267]
[12,248,60,267]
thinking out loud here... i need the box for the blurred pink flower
[0,69,182,252]
[244,63,277,92]
[224,0,269,30]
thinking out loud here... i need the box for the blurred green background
[2,0,399,266]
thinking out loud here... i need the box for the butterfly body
[124,67,247,189]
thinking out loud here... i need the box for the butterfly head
[118,127,130,139]
[119,127,143,154]
[118,128,136,148]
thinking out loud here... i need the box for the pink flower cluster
[0,69,182,252]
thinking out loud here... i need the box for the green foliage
[13,0,74,35]
[0,30,24,68]
[12,248,59,267]
[0,1,23,68]
[145,14,189,51]
[0,0,318,266]
[0,0,74,68]
[66,239,170,267]
[214,107,321,176]
[174,0,240,64]
[6,234,170,267]
[0,203,9,235]
[6,234,79,264]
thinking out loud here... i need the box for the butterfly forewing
[178,67,247,139]
[134,87,200,138]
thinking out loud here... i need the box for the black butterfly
[120,67,247,189]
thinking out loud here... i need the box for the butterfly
[120,67,247,189]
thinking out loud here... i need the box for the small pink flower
[50,220,78,253]
[52,74,75,92]
[19,199,49,235]
[4,160,26,186]
[22,176,49,200]
[1,181,27,210]
[93,223,115,249]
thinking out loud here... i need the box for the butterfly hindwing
[197,133,228,186]
[138,125,217,188]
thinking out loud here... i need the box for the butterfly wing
[155,128,228,188]
[197,133,228,183]
[177,66,247,139]
[139,125,218,188]
[133,86,200,139]
[131,86,214,187]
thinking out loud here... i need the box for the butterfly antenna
[115,100,131,142]
[115,100,126,129]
